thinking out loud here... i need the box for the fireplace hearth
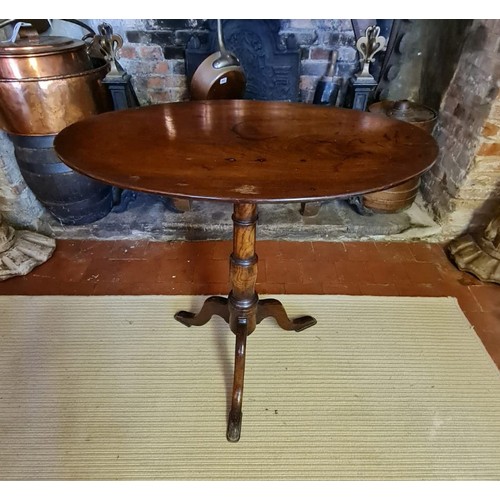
[29,192,439,242]
[0,19,498,243]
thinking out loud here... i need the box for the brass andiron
[345,25,387,111]
[448,212,500,284]
[356,25,387,79]
[0,214,56,281]
[85,22,124,75]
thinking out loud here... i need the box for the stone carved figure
[448,212,500,284]
[0,213,56,281]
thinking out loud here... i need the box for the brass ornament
[355,25,387,78]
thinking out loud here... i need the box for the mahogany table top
[54,100,439,204]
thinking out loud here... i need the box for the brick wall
[421,19,500,237]
[85,19,358,105]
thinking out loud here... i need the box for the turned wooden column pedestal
[174,204,317,441]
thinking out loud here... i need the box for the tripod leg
[174,296,229,327]
[257,298,317,332]
[226,321,248,442]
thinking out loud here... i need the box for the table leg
[174,296,229,326]
[173,202,317,442]
[226,203,258,441]
[257,298,317,332]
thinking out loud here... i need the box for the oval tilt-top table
[54,100,438,442]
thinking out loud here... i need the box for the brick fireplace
[0,19,498,243]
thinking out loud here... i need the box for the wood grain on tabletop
[54,100,439,203]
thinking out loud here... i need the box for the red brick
[144,241,187,260]
[255,240,280,260]
[119,45,138,59]
[32,253,91,282]
[463,310,500,335]
[343,241,378,262]
[438,260,484,286]
[482,121,500,138]
[478,142,500,156]
[256,283,286,295]
[53,239,83,258]
[469,285,500,312]
[73,240,113,259]
[396,282,446,297]
[439,282,483,313]
[210,240,233,260]
[139,45,164,60]
[93,280,167,295]
[153,61,169,74]
[109,240,149,260]
[285,283,322,294]
[158,258,194,284]
[0,275,66,295]
[375,242,416,262]
[185,241,217,259]
[277,241,314,261]
[146,76,166,90]
[409,242,448,264]
[190,283,228,295]
[309,47,331,60]
[265,259,302,284]
[301,259,338,285]
[358,283,400,296]
[322,282,362,295]
[311,241,347,262]
[193,259,230,285]
[404,262,444,285]
[359,261,410,285]
[334,260,365,284]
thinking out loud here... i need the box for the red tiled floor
[265,258,303,284]
[311,241,348,262]
[409,242,449,264]
[342,241,378,262]
[1,238,498,368]
[469,285,500,311]
[374,241,416,262]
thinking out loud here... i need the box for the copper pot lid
[369,99,437,124]
[0,36,86,58]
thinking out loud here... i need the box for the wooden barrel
[363,100,437,213]
[10,134,113,225]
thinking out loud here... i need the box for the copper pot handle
[2,21,38,43]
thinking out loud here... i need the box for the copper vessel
[0,35,93,79]
[0,61,111,135]
[369,100,437,133]
[0,28,111,135]
[0,24,114,225]
[363,99,438,213]
[190,19,245,100]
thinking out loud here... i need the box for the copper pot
[190,19,245,100]
[0,61,112,135]
[363,99,438,213]
[368,99,437,134]
[0,35,93,79]
[0,27,111,135]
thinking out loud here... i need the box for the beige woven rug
[1,295,499,480]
